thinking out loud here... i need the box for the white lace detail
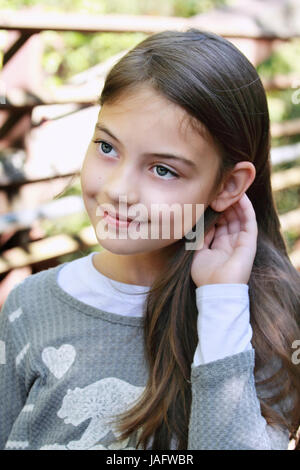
[41,377,145,450]
[5,440,29,449]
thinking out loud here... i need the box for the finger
[235,193,257,235]
[214,214,228,238]
[203,224,216,249]
[223,204,240,234]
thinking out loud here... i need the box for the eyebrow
[95,123,197,169]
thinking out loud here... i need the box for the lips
[103,211,133,228]
[105,211,133,222]
[99,204,148,223]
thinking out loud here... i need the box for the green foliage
[41,30,147,84]
[40,211,90,237]
[0,0,227,15]
[56,178,82,198]
[273,157,300,173]
[274,186,300,216]
[172,0,228,17]
[257,39,300,78]
[258,38,300,153]
[0,0,229,83]
[284,230,300,253]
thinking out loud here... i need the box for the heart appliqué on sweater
[42,344,76,379]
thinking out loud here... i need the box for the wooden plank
[79,226,99,246]
[0,195,85,233]
[279,208,300,232]
[0,170,79,190]
[271,118,300,139]
[0,235,78,272]
[289,249,300,271]
[0,108,28,139]
[3,31,33,66]
[0,103,37,111]
[0,9,296,39]
[271,167,300,192]
[0,94,96,108]
[262,75,300,92]
[271,142,300,166]
[0,10,188,34]
[0,227,98,273]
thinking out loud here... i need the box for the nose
[102,161,139,206]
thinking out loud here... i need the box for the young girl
[0,28,299,451]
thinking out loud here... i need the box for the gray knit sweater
[0,262,291,450]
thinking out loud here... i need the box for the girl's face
[80,85,221,255]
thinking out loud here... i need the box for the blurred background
[1,0,300,310]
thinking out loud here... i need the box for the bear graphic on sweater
[40,377,144,450]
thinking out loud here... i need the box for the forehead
[100,86,195,135]
[97,85,220,164]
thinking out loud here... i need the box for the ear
[210,161,256,212]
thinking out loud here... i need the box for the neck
[92,244,179,286]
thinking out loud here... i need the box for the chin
[97,236,176,256]
[96,237,146,255]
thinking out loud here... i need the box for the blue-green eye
[92,139,179,180]
[93,140,117,158]
[152,165,179,180]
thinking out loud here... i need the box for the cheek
[80,163,103,196]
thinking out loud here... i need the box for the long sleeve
[0,293,28,449]
[188,283,290,450]
[188,345,290,449]
[193,283,253,366]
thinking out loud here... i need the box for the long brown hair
[98,29,300,449]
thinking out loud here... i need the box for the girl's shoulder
[1,262,66,315]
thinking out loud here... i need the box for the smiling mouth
[103,211,139,228]
[113,212,133,222]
